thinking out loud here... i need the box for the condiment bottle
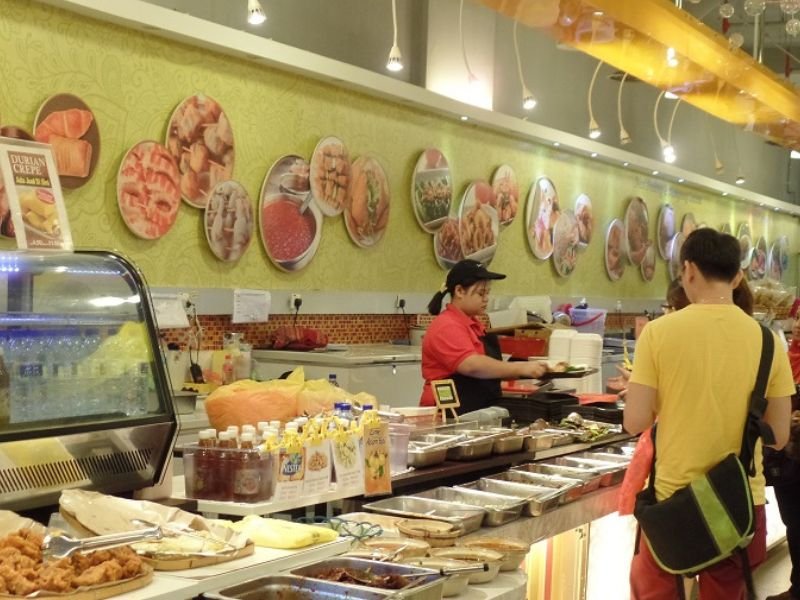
[226,425,240,446]
[222,354,234,385]
[234,432,262,502]
[193,429,217,500]
[216,431,237,501]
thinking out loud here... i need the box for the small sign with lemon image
[363,421,392,497]
[0,138,72,250]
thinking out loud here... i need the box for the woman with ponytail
[419,259,547,414]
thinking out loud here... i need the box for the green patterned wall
[0,0,796,299]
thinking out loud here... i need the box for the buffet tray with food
[511,462,603,493]
[456,479,563,517]
[291,557,444,600]
[204,574,393,600]
[414,487,526,527]
[362,497,486,534]
[485,470,583,504]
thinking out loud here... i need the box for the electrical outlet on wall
[395,296,406,309]
[289,293,302,310]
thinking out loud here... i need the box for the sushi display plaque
[0,138,72,250]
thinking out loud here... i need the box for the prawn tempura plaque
[458,181,499,264]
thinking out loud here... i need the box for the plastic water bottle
[328,373,339,387]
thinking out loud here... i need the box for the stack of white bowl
[548,329,578,363]
[568,333,603,394]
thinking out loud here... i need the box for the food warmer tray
[204,574,390,600]
[512,462,603,493]
[485,470,583,504]
[291,557,444,600]
[457,479,563,517]
[363,496,486,534]
[414,486,526,526]
[445,430,503,461]
[553,455,627,486]
[406,443,448,468]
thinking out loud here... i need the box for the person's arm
[623,382,657,434]
[764,395,791,449]
[457,354,547,380]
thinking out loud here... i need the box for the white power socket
[289,293,303,310]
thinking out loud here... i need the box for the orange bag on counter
[296,378,349,417]
[205,376,302,431]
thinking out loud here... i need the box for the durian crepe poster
[0,139,72,250]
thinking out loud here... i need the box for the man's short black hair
[680,228,741,283]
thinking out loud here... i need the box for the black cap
[446,259,506,291]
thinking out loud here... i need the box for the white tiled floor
[755,542,794,600]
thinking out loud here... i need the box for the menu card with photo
[0,139,72,250]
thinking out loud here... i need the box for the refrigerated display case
[0,250,177,510]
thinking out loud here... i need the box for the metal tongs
[42,523,163,560]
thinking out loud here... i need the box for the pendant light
[247,0,266,25]
[513,21,536,110]
[459,0,478,84]
[587,60,603,139]
[386,0,403,72]
[617,72,631,145]
[653,91,676,163]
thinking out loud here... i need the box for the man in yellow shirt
[625,228,794,600]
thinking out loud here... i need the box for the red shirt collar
[445,303,486,337]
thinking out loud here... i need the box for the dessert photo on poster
[526,176,560,260]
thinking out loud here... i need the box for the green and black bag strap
[739,324,776,476]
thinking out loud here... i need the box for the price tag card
[233,289,271,324]
[273,448,305,502]
[432,379,461,410]
[363,421,392,497]
[0,139,72,250]
[302,439,332,496]
[331,433,365,496]
[151,293,190,329]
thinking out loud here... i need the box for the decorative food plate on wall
[34,93,100,189]
[552,209,579,277]
[737,223,753,269]
[259,154,322,272]
[749,236,768,280]
[719,223,732,235]
[458,181,499,264]
[204,180,253,262]
[117,141,181,240]
[624,196,649,266]
[681,213,697,238]
[166,94,234,208]
[412,148,452,233]
[0,125,34,239]
[668,232,686,280]
[310,135,351,217]
[778,235,790,275]
[491,164,519,228]
[345,155,390,248]
[526,176,560,260]
[767,241,782,280]
[575,193,593,249]
[605,218,626,281]
[641,245,656,282]
[655,204,675,261]
[434,215,463,270]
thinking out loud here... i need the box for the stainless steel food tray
[406,443,448,468]
[580,451,632,465]
[486,470,583,504]
[489,431,525,454]
[291,558,444,600]
[444,431,500,461]
[554,456,626,486]
[522,432,560,451]
[458,478,562,517]
[363,496,486,534]
[514,462,603,493]
[204,575,390,600]
[415,486,525,526]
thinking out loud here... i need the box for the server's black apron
[450,333,502,415]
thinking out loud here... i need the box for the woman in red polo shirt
[420,259,546,414]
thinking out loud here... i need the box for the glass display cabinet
[0,250,177,510]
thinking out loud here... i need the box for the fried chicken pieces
[0,529,144,596]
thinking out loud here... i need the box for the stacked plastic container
[547,329,578,363]
[568,333,604,394]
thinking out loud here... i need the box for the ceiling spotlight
[722,192,729,196]
[589,121,602,139]
[386,0,403,72]
[791,150,800,159]
[623,161,630,167]
[553,142,561,147]
[652,170,660,175]
[514,21,537,112]
[247,0,266,25]
[678,178,685,183]
[662,142,676,163]
[386,45,403,72]
[620,128,632,145]
[460,115,469,121]
[735,174,746,185]
[591,152,599,158]
[665,47,679,68]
